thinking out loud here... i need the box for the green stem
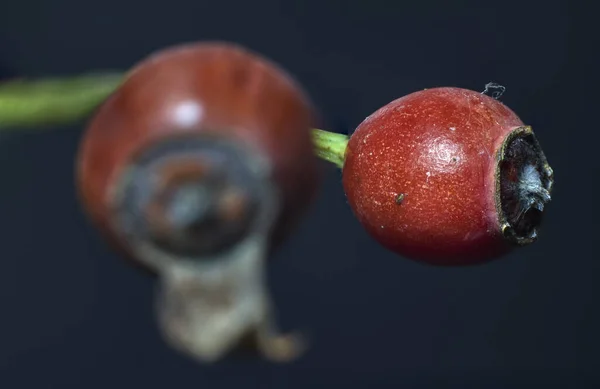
[0,73,349,168]
[311,128,349,169]
[0,73,123,130]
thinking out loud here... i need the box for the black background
[0,0,598,388]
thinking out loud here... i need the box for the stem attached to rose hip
[0,72,349,167]
[311,128,349,169]
[0,73,124,130]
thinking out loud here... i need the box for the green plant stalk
[0,73,349,167]
[0,73,124,130]
[311,128,348,168]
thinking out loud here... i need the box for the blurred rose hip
[76,41,320,363]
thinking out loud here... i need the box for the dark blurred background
[0,0,597,388]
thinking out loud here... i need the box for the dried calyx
[497,127,554,245]
[112,135,264,258]
[108,134,303,363]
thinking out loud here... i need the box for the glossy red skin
[77,42,320,266]
[342,87,525,265]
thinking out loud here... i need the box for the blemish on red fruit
[342,87,553,266]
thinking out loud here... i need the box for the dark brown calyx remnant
[110,134,269,260]
[497,127,554,245]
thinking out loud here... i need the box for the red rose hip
[76,42,320,362]
[341,87,553,265]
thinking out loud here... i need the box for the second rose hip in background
[76,42,321,363]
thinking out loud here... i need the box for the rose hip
[341,87,553,265]
[76,42,320,362]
